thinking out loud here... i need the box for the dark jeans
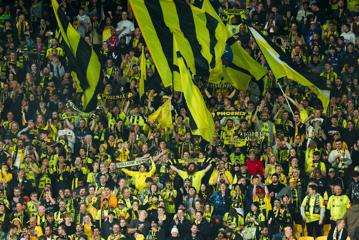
[306,221,322,237]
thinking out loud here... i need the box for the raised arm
[273,108,283,121]
[121,167,136,177]
[64,118,74,130]
[202,163,213,174]
[123,100,130,114]
[264,185,270,197]
[90,118,96,131]
[170,165,180,173]
[228,89,237,99]
[17,126,29,137]
[21,109,27,126]
[148,160,157,176]
[252,184,258,199]
[251,105,260,123]
[152,150,168,162]
[285,95,301,111]
[204,88,212,98]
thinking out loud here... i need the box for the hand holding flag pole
[277,81,295,118]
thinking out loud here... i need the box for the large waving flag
[129,0,228,86]
[248,26,330,110]
[173,37,215,143]
[131,0,267,90]
[52,0,103,111]
[223,35,268,90]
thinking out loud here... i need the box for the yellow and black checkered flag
[52,0,103,111]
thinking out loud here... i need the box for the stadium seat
[299,237,314,240]
[294,224,303,239]
[316,236,327,240]
[295,224,308,237]
[323,224,331,236]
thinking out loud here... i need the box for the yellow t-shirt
[327,195,351,221]
[177,169,206,192]
[121,161,156,191]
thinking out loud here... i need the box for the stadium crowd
[0,0,359,239]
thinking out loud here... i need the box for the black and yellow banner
[223,36,267,90]
[213,111,247,117]
[248,26,330,110]
[52,0,103,111]
[129,0,228,86]
[173,37,215,143]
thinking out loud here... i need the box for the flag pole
[277,81,295,118]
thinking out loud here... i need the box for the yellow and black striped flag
[55,28,83,93]
[173,37,215,143]
[129,0,228,86]
[52,0,103,111]
[223,35,267,90]
[248,26,330,110]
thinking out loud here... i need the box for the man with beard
[44,225,57,240]
[253,110,276,147]
[170,162,213,192]
[267,174,285,204]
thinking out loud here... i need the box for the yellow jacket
[121,161,156,191]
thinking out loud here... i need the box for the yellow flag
[249,26,330,111]
[52,0,102,111]
[102,26,113,42]
[223,37,267,90]
[148,98,173,130]
[139,46,146,97]
[129,0,228,87]
[173,38,215,142]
